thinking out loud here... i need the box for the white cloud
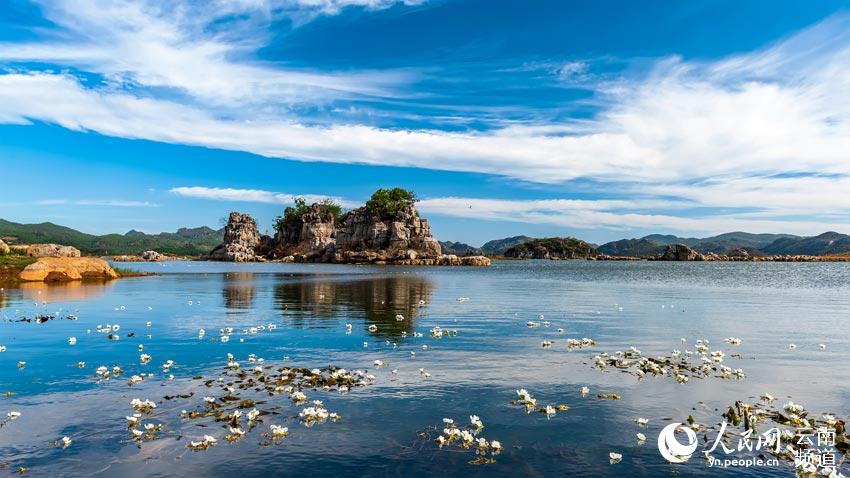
[417,196,850,236]
[170,186,351,207]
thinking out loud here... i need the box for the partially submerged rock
[26,243,81,258]
[18,257,118,282]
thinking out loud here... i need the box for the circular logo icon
[657,422,698,463]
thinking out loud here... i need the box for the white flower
[491,440,502,451]
[609,452,623,463]
[636,433,646,442]
[247,408,260,421]
[368,325,378,332]
[270,425,289,437]
[635,417,648,426]
[7,411,21,420]
[788,343,796,350]
[469,415,484,429]
[580,386,590,396]
[68,337,77,345]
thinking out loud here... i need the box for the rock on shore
[0,239,9,255]
[26,243,81,258]
[19,257,118,282]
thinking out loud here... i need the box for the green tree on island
[365,187,417,219]
[274,198,344,234]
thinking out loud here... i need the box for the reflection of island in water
[274,275,435,338]
[19,281,114,303]
[222,272,257,311]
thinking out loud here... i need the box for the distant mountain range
[598,231,850,257]
[445,231,850,258]
[0,219,222,256]
[440,235,534,256]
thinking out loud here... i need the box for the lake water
[1,260,848,477]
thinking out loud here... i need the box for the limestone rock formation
[19,257,118,282]
[209,212,266,262]
[208,199,488,266]
[26,244,81,258]
[274,203,337,258]
[335,202,442,260]
[0,239,9,255]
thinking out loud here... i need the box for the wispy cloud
[0,0,416,109]
[170,186,352,207]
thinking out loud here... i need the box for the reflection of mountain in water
[274,275,435,338]
[222,272,257,310]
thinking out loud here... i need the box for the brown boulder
[19,257,118,282]
[0,239,9,255]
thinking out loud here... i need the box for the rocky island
[207,188,490,266]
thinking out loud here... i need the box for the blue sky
[2,0,850,246]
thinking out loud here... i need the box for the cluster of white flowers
[130,398,156,413]
[187,435,217,451]
[433,416,502,461]
[566,338,596,349]
[298,400,339,426]
[95,365,123,380]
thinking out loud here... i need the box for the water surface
[1,260,848,477]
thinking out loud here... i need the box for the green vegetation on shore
[0,219,222,256]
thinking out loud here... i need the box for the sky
[2,0,850,246]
